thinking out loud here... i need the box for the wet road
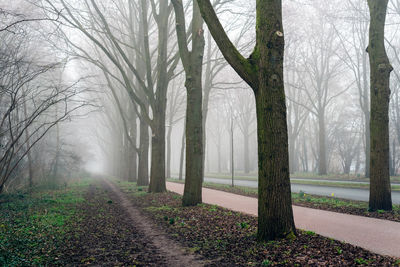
[202,177,400,204]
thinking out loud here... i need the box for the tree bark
[367,0,393,211]
[128,111,137,182]
[355,143,361,174]
[255,2,295,238]
[137,117,149,186]
[166,114,173,179]
[391,138,396,176]
[343,158,352,175]
[230,119,234,187]
[198,0,296,241]
[217,139,221,173]
[202,31,213,178]
[303,135,309,172]
[149,119,166,192]
[318,113,327,175]
[148,0,170,193]
[136,2,149,186]
[173,0,205,206]
[178,121,186,181]
[288,135,297,174]
[363,58,371,178]
[243,127,250,174]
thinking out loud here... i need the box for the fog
[1,0,400,194]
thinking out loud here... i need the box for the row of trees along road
[30,0,396,241]
[198,0,394,239]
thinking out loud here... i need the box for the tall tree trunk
[318,113,327,175]
[217,141,221,173]
[206,138,210,173]
[230,119,234,186]
[148,85,168,192]
[343,158,352,175]
[136,0,149,186]
[137,115,149,186]
[166,114,173,179]
[123,133,130,181]
[136,1,148,186]
[148,0,169,193]
[390,138,396,176]
[128,112,137,182]
[198,0,296,240]
[289,135,296,174]
[173,0,205,206]
[365,112,371,177]
[365,106,371,178]
[178,121,186,180]
[202,32,212,176]
[303,136,309,172]
[243,128,250,174]
[255,1,295,240]
[363,50,371,178]
[149,117,166,192]
[367,0,393,211]
[355,143,361,174]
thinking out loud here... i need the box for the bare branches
[197,0,257,89]
[0,13,61,33]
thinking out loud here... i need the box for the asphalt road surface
[202,177,400,204]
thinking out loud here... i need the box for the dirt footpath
[104,180,204,266]
[61,181,203,266]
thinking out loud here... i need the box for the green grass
[144,205,174,212]
[0,180,89,266]
[290,179,400,191]
[292,172,400,182]
[292,191,367,209]
[170,176,400,192]
[203,173,257,181]
[167,179,258,196]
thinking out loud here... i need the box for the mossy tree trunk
[197,0,296,240]
[172,0,205,206]
[367,0,393,211]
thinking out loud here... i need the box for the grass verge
[0,180,88,266]
[200,173,400,186]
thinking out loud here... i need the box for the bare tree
[43,0,182,192]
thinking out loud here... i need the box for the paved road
[199,177,400,204]
[167,182,400,258]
